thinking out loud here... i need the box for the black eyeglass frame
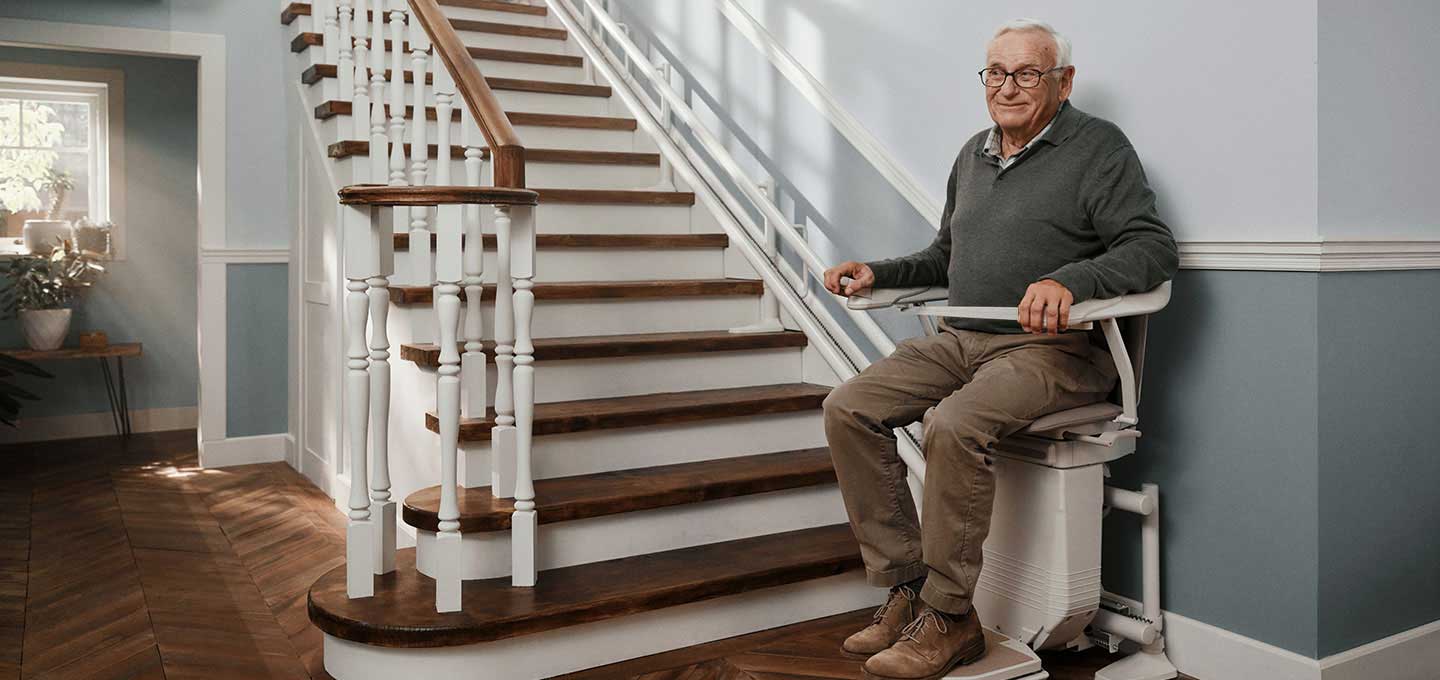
[977,66,1068,89]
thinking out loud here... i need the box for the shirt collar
[982,100,1067,162]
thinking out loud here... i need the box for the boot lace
[898,608,949,646]
[871,584,917,625]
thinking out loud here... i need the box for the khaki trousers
[822,323,1118,614]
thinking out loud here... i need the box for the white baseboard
[1320,618,1440,680]
[199,433,293,468]
[1159,607,1321,680]
[0,406,197,443]
[1110,592,1440,680]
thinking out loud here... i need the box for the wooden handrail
[407,0,526,188]
[339,184,539,206]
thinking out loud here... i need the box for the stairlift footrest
[940,628,1046,680]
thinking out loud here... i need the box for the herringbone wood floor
[1,430,1184,680]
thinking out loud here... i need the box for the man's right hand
[823,261,875,297]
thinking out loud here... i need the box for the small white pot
[19,309,73,351]
[22,219,74,255]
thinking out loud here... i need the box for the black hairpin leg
[98,357,133,438]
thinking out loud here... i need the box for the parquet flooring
[3,430,1187,680]
[1,430,339,680]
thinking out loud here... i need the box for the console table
[0,343,143,437]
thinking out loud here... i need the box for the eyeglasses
[978,66,1067,89]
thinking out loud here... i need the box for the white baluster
[434,200,465,612]
[368,0,388,184]
[730,179,785,334]
[507,204,537,588]
[350,2,371,183]
[319,0,341,67]
[433,64,455,186]
[343,203,376,598]
[368,205,396,575]
[406,8,431,284]
[461,109,488,420]
[490,203,517,502]
[388,0,411,188]
[337,0,354,102]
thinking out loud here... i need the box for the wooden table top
[0,342,142,361]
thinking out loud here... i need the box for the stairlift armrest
[904,281,1173,325]
[843,285,949,311]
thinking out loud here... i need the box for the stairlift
[846,281,1179,680]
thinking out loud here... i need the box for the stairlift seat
[1021,402,1124,437]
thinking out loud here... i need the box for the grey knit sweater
[864,101,1179,333]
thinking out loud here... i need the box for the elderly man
[820,18,1178,680]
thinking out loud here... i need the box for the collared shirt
[980,104,1063,170]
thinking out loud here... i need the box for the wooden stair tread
[302,65,613,98]
[315,101,637,130]
[403,447,835,533]
[399,328,807,365]
[427,382,830,441]
[389,278,762,305]
[393,232,727,251]
[283,0,546,26]
[306,524,860,647]
[328,140,658,166]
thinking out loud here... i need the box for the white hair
[992,18,1072,68]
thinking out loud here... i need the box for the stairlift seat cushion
[1021,402,1123,435]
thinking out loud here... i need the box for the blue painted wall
[0,46,198,421]
[1316,270,1440,656]
[225,263,289,437]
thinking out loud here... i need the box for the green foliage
[0,240,106,317]
[0,101,65,215]
[0,352,52,427]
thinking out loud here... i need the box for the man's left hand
[1018,279,1074,334]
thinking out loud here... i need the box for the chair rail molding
[1177,239,1440,272]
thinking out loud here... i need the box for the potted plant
[0,240,106,351]
[22,169,76,255]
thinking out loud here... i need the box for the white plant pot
[20,309,73,351]
[23,219,74,255]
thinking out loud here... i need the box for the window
[0,75,112,244]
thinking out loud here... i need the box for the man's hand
[1018,279,1074,334]
[823,261,875,297]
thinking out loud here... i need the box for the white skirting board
[0,406,197,443]
[1120,597,1440,680]
[199,433,293,468]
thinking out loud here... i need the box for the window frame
[0,63,125,259]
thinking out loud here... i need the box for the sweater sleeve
[862,158,958,289]
[1044,144,1179,303]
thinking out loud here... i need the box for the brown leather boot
[861,607,987,680]
[841,583,922,656]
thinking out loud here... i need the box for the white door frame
[0,18,291,465]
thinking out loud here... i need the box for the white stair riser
[459,410,826,487]
[470,57,586,83]
[531,203,706,234]
[308,78,616,118]
[441,5,556,28]
[408,346,803,404]
[322,572,882,680]
[393,246,726,284]
[413,485,845,580]
[320,117,640,154]
[331,154,659,190]
[452,30,572,55]
[394,294,762,339]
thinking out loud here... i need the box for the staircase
[283,1,884,677]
